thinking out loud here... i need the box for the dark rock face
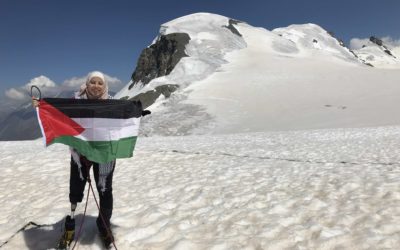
[124,33,191,109]
[122,84,179,109]
[129,33,190,90]
[223,19,243,37]
[370,36,383,46]
[384,49,395,57]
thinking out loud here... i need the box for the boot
[56,215,75,249]
[96,216,114,249]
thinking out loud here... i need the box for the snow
[393,47,400,58]
[2,126,400,249]
[272,23,359,63]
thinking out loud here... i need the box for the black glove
[141,110,151,117]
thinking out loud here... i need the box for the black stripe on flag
[43,98,143,119]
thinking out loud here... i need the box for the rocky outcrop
[384,49,394,57]
[125,33,190,108]
[370,36,383,46]
[129,33,190,90]
[121,84,179,108]
[223,19,243,37]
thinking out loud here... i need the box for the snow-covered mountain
[116,12,400,136]
[351,36,400,68]
[271,23,360,64]
[115,14,247,106]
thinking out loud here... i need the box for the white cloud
[349,38,370,50]
[5,75,57,101]
[5,88,26,100]
[381,36,400,48]
[24,75,56,90]
[104,75,122,89]
[62,76,86,88]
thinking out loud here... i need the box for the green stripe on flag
[50,136,138,163]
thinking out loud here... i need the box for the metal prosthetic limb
[56,203,77,249]
[70,203,77,219]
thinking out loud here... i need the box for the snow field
[1,126,400,249]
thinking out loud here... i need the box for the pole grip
[30,85,41,100]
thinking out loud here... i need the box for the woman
[33,71,116,248]
[69,71,116,248]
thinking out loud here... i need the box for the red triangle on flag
[38,100,85,145]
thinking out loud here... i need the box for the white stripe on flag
[72,117,141,141]
[35,107,47,146]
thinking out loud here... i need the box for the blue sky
[1,0,399,100]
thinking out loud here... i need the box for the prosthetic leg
[56,203,77,249]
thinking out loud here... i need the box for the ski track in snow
[1,126,400,249]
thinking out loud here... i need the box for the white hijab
[77,71,109,100]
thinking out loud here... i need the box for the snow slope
[1,126,400,249]
[271,23,359,63]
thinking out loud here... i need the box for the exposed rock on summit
[223,19,243,37]
[129,33,190,89]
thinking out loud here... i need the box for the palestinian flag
[36,98,143,163]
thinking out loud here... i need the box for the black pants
[69,156,115,228]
